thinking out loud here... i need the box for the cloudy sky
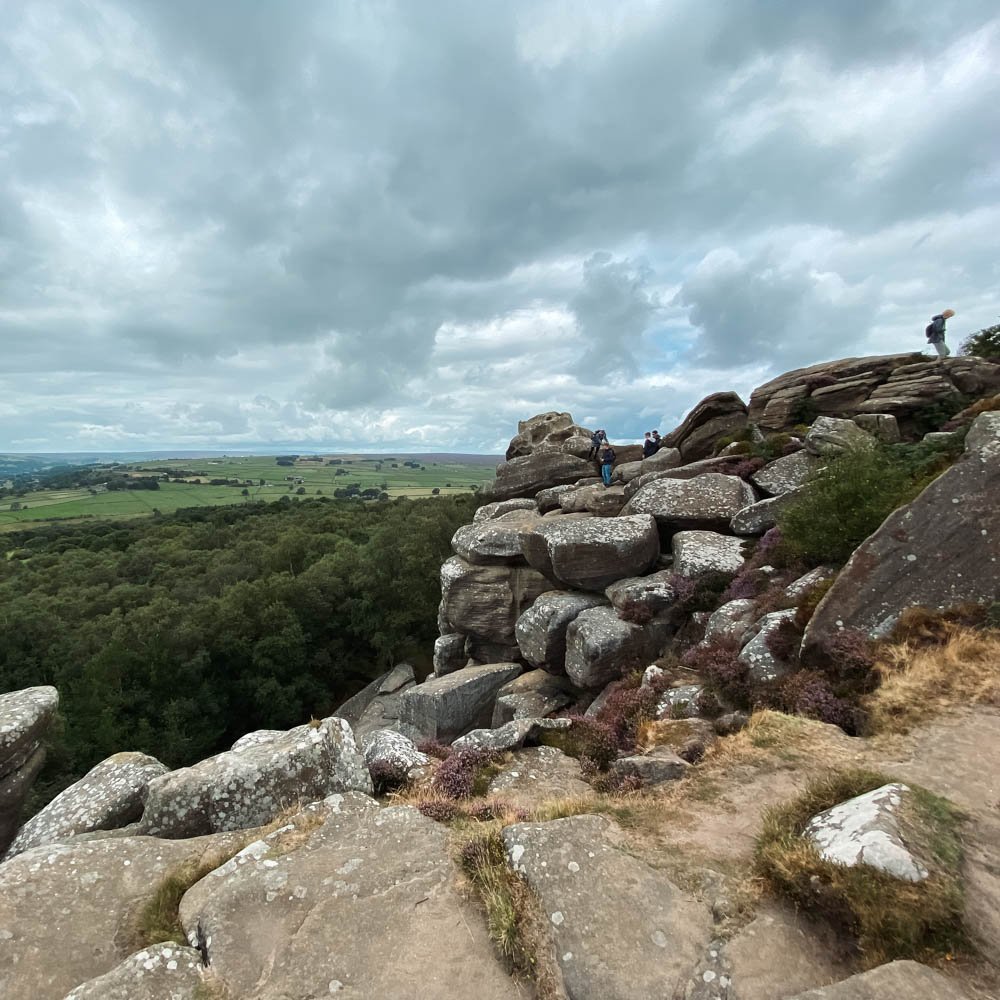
[2,1,998,454]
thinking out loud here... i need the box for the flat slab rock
[804,783,929,882]
[5,751,168,860]
[60,943,207,1000]
[0,830,248,1000]
[622,473,756,533]
[488,746,592,807]
[803,412,1000,656]
[751,450,822,497]
[180,797,520,1000]
[784,959,972,999]
[138,716,371,838]
[502,814,713,1000]
[672,530,747,578]
[451,510,542,565]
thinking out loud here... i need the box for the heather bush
[416,799,463,822]
[592,675,659,751]
[732,457,767,481]
[669,570,735,614]
[590,771,644,795]
[818,628,878,687]
[760,671,856,732]
[431,747,503,800]
[466,800,530,824]
[368,757,409,795]
[417,739,453,761]
[764,615,804,663]
[539,716,619,771]
[681,637,751,707]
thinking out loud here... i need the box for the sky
[2,1,999,455]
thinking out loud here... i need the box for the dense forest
[0,494,477,810]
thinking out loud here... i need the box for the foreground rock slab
[181,800,520,1000]
[0,831,246,1000]
[487,746,591,807]
[502,814,713,1000]
[5,751,167,859]
[138,716,371,838]
[803,412,1000,657]
[60,943,208,1000]
[785,959,971,999]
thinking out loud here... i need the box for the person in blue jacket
[925,308,955,358]
[600,442,617,487]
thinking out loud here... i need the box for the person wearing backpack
[587,429,606,461]
[925,309,955,358]
[642,432,658,458]
[600,442,617,487]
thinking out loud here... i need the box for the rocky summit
[2,353,999,1000]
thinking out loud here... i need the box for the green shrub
[777,444,933,565]
[756,769,966,966]
[960,323,1000,359]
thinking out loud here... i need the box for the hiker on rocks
[587,429,607,461]
[925,309,955,359]
[642,432,658,458]
[600,442,617,486]
[652,430,662,450]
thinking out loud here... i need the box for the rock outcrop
[0,685,59,855]
[515,591,609,672]
[663,391,749,461]
[504,411,593,461]
[565,606,656,689]
[803,412,1000,657]
[621,473,756,534]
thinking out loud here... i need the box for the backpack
[925,323,935,341]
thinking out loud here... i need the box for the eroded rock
[515,591,609,673]
[60,943,207,1000]
[622,474,756,534]
[565,606,655,690]
[672,530,747,578]
[492,670,576,725]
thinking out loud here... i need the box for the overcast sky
[3,1,998,454]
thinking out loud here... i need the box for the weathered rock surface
[439,556,556,642]
[853,412,900,443]
[803,412,1000,656]
[655,684,704,719]
[451,509,542,565]
[638,718,717,762]
[672,530,747,578]
[731,491,801,535]
[784,960,972,999]
[565,606,655,690]
[751,450,823,496]
[739,609,797,683]
[515,591,609,672]
[502,815,713,999]
[505,411,593,461]
[612,747,690,785]
[181,799,520,1000]
[5,751,167,860]
[60,943,207,1000]
[473,498,538,522]
[487,745,592,806]
[0,685,59,855]
[605,570,678,621]
[535,483,578,512]
[804,416,876,456]
[784,566,835,601]
[433,633,467,676]
[464,635,523,667]
[398,662,522,741]
[452,716,570,753]
[492,670,576,725]
[489,451,597,502]
[521,513,660,591]
[361,729,429,781]
[804,783,929,882]
[702,598,757,645]
[335,663,417,742]
[0,830,247,1000]
[138,716,371,838]
[641,445,683,472]
[622,474,756,534]
[663,392,749,461]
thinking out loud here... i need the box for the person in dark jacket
[642,432,657,458]
[587,429,606,461]
[925,308,955,359]
[600,443,617,486]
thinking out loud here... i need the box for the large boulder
[739,609,798,683]
[731,491,802,535]
[663,392,749,461]
[138,716,371,839]
[0,685,59,856]
[515,591,609,672]
[672,530,746,578]
[433,633,468,676]
[361,729,429,783]
[180,799,520,1000]
[611,747,690,785]
[565,606,656,690]
[751,450,823,496]
[439,556,556,643]
[641,446,682,472]
[488,452,597,502]
[4,752,167,860]
[521,514,660,591]
[802,412,1000,658]
[701,598,757,646]
[0,829,249,1000]
[487,745,592,806]
[502,815,713,1000]
[804,416,876,456]
[451,717,571,753]
[398,662,522,741]
[621,474,756,534]
[473,498,537,522]
[605,570,678,621]
[505,411,593,461]
[450,509,542,565]
[333,662,417,743]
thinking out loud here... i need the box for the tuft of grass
[755,768,966,967]
[866,627,1000,734]
[453,825,562,999]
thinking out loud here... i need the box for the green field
[0,454,498,529]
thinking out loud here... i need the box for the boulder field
[2,353,998,999]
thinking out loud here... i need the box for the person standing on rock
[600,442,617,487]
[588,429,606,461]
[925,309,955,359]
[642,432,657,458]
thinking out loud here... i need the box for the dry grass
[866,628,1000,734]
[755,768,966,968]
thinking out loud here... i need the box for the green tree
[961,323,1000,359]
